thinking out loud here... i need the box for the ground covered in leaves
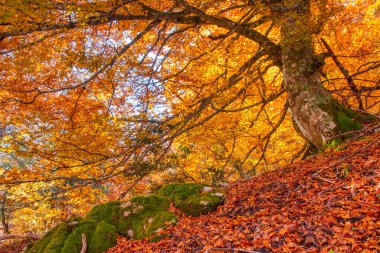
[1,128,379,253]
[106,129,380,253]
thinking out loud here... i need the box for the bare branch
[320,38,363,110]
[0,234,40,241]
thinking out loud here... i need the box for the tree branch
[205,248,261,253]
[320,38,363,110]
[0,234,40,241]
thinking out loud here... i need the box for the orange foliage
[0,0,379,234]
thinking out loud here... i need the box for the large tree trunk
[280,4,364,150]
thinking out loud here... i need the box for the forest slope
[107,126,380,253]
[0,126,379,253]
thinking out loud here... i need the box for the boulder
[158,183,224,216]
[117,195,177,239]
[25,218,117,253]
[26,195,176,252]
[26,183,223,252]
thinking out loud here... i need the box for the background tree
[0,0,379,233]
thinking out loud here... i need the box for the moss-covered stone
[86,201,122,227]
[87,221,118,253]
[27,219,118,253]
[119,195,177,239]
[25,219,81,253]
[41,224,72,253]
[158,183,205,202]
[61,220,97,253]
[27,183,224,251]
[158,183,224,216]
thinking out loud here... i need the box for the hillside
[1,126,379,253]
[107,127,380,253]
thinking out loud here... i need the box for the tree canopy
[0,0,379,233]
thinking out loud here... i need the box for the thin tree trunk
[0,191,9,235]
[1,213,9,235]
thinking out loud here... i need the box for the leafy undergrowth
[107,130,380,253]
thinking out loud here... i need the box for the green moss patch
[329,100,377,134]
[335,110,362,133]
[119,195,177,239]
[25,219,81,253]
[27,219,118,253]
[87,221,118,253]
[86,201,122,227]
[85,195,177,240]
[158,183,224,216]
[61,220,97,253]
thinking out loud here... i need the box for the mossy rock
[60,220,97,253]
[25,222,73,253]
[26,184,224,252]
[118,195,177,239]
[25,217,83,253]
[158,183,224,216]
[84,196,177,239]
[86,201,122,227]
[26,219,117,253]
[88,221,118,252]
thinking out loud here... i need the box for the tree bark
[280,2,367,150]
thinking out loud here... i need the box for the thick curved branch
[177,0,281,60]
[1,2,281,63]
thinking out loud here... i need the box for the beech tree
[0,0,379,227]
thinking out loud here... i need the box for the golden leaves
[0,0,379,241]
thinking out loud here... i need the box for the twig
[315,176,335,184]
[317,183,345,195]
[80,233,87,253]
[205,248,261,253]
[320,37,364,110]
[327,129,361,141]
[312,138,378,177]
[117,175,146,200]
[353,111,380,121]
[0,234,40,241]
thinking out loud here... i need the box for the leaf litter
[107,128,380,253]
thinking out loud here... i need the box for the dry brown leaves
[107,130,380,253]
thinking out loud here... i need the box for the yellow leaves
[0,0,378,240]
[7,167,20,178]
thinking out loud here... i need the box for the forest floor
[107,125,380,253]
[1,125,379,253]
